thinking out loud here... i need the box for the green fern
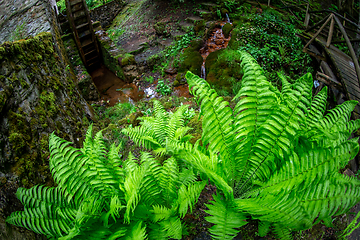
[122,100,193,157]
[7,124,204,239]
[168,51,360,239]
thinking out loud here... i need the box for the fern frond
[320,100,358,129]
[234,193,311,231]
[306,86,327,128]
[176,180,206,218]
[153,100,170,145]
[299,180,360,223]
[148,223,167,240]
[186,71,236,184]
[235,70,313,192]
[245,138,359,198]
[124,221,147,240]
[150,205,173,222]
[49,133,99,204]
[159,157,179,207]
[107,143,125,188]
[6,205,73,237]
[205,194,247,240]
[122,125,162,151]
[166,139,233,199]
[273,223,292,240]
[258,221,271,237]
[160,217,183,239]
[166,104,187,142]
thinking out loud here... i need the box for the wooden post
[304,2,310,27]
[334,15,360,85]
[304,14,334,50]
[326,16,335,48]
[268,0,270,6]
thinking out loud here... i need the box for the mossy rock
[154,22,170,37]
[120,53,136,66]
[205,48,243,93]
[177,48,203,76]
[228,27,241,50]
[222,23,233,38]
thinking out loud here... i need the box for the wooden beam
[304,2,310,27]
[316,71,342,87]
[326,16,335,47]
[332,38,360,44]
[303,48,327,61]
[304,14,333,50]
[334,15,360,85]
[305,14,330,32]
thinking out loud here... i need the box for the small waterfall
[225,13,231,24]
[199,16,232,80]
[200,64,206,79]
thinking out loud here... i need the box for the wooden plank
[346,87,360,100]
[339,69,358,82]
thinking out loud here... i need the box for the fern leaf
[307,86,327,128]
[320,100,358,129]
[258,221,271,237]
[81,128,123,197]
[148,223,167,240]
[153,100,170,145]
[160,217,183,239]
[273,224,292,240]
[176,180,206,218]
[6,205,73,237]
[49,133,99,204]
[166,104,187,142]
[246,138,359,198]
[186,71,236,184]
[159,157,179,207]
[299,180,360,223]
[236,70,313,193]
[150,205,173,222]
[125,221,147,240]
[205,194,247,240]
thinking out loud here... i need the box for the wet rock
[196,10,213,21]
[165,67,177,74]
[89,0,124,29]
[123,65,139,81]
[200,3,220,12]
[154,22,170,37]
[222,23,233,38]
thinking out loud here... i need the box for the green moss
[121,53,135,66]
[205,48,243,94]
[222,23,233,38]
[177,47,203,76]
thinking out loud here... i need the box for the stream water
[91,16,232,104]
[199,15,232,79]
[91,65,144,106]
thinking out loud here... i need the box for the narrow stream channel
[91,65,144,106]
[199,14,232,79]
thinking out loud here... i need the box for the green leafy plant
[144,76,154,84]
[6,125,205,239]
[166,51,360,239]
[122,100,193,157]
[156,79,172,96]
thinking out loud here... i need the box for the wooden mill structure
[65,0,101,69]
[298,2,360,119]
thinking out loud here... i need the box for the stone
[154,22,170,37]
[222,22,233,38]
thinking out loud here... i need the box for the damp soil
[90,65,144,106]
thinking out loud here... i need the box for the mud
[90,65,144,106]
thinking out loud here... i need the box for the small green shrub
[144,76,154,84]
[156,79,172,96]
